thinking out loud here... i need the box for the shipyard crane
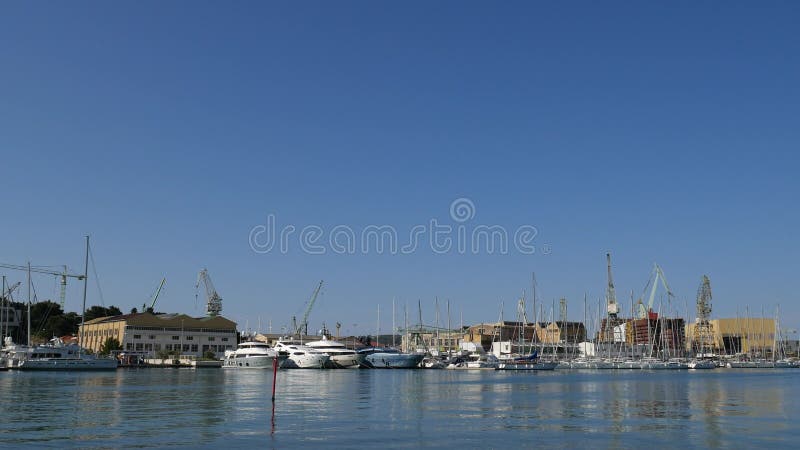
[196,269,222,317]
[143,278,166,312]
[293,280,323,336]
[694,275,715,355]
[0,263,85,308]
[606,253,619,319]
[635,263,673,319]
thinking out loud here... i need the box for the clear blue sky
[1,2,798,336]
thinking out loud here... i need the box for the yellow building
[685,318,776,355]
[79,312,238,358]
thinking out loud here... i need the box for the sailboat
[495,294,556,371]
[16,236,117,371]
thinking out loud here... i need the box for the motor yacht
[224,341,288,369]
[273,339,330,369]
[304,335,365,368]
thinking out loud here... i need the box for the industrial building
[79,312,238,358]
[685,318,777,356]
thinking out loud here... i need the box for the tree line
[1,299,123,344]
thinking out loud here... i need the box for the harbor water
[1,369,797,448]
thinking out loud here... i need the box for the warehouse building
[685,318,776,356]
[79,312,238,358]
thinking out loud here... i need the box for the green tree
[99,337,122,355]
[84,305,122,322]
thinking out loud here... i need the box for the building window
[186,336,193,341]
[172,336,180,340]
[154,344,161,351]
[208,337,215,342]
[182,344,190,352]
[145,344,153,351]
[165,344,172,351]
[149,335,155,340]
[133,334,141,339]
[135,343,143,351]
[221,337,229,342]
[190,345,198,352]
[126,343,133,350]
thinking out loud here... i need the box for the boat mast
[27,262,31,347]
[1,276,5,344]
[392,297,395,348]
[446,299,451,355]
[80,235,89,355]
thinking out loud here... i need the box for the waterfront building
[79,312,237,358]
[625,317,686,354]
[399,328,462,354]
[461,321,586,353]
[685,318,777,356]
[535,321,587,344]
[462,322,535,351]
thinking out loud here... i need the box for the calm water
[0,368,797,448]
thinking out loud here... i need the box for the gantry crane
[196,269,222,317]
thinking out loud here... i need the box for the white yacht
[273,339,330,369]
[304,335,365,368]
[14,337,118,371]
[224,341,288,369]
[688,359,716,370]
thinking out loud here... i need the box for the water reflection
[0,369,797,448]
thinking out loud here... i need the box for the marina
[3,3,800,447]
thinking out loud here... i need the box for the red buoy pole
[271,356,278,402]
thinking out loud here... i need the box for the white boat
[496,351,557,371]
[273,340,329,369]
[774,359,798,368]
[304,335,365,368]
[727,359,774,368]
[15,337,118,371]
[464,352,499,369]
[496,359,557,371]
[223,341,288,369]
[613,358,643,370]
[421,356,446,369]
[358,347,425,369]
[688,359,716,370]
[642,357,688,370]
[7,237,117,371]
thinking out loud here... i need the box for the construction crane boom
[2,281,21,299]
[150,278,166,310]
[0,263,85,308]
[295,280,323,336]
[196,269,222,317]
